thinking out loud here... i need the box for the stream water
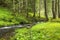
[0,22,37,40]
[0,29,15,40]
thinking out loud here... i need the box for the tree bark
[58,0,60,18]
[13,0,16,15]
[39,0,41,18]
[33,0,36,17]
[52,0,56,19]
[26,0,28,17]
[18,0,21,14]
[55,0,58,18]
[44,0,48,21]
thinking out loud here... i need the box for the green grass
[11,22,60,40]
[0,7,28,27]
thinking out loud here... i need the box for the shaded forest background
[1,0,60,40]
[0,0,60,18]
[0,0,60,26]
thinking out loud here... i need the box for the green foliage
[0,0,12,8]
[12,22,60,40]
[0,7,28,27]
[51,18,60,22]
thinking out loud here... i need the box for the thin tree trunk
[44,0,48,21]
[52,0,56,19]
[33,0,36,17]
[23,0,26,13]
[13,0,16,15]
[58,0,60,18]
[18,0,21,14]
[26,0,28,17]
[39,0,40,18]
[55,0,58,18]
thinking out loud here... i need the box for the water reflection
[0,28,15,40]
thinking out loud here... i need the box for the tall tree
[33,0,36,17]
[44,0,48,21]
[26,0,28,17]
[18,0,21,14]
[52,0,56,19]
[23,0,26,13]
[13,0,16,15]
[58,0,60,18]
[55,0,58,18]
[39,0,41,18]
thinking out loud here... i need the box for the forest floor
[0,7,29,27]
[0,7,60,40]
[1,22,60,40]
[9,22,60,40]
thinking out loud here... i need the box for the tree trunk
[33,0,36,17]
[13,0,16,15]
[52,0,56,19]
[55,0,58,18]
[39,0,40,18]
[22,0,26,13]
[26,0,28,17]
[44,0,48,21]
[18,0,21,14]
[58,0,60,18]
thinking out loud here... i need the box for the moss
[12,22,60,40]
[0,7,29,27]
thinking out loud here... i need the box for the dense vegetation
[0,7,29,27]
[9,22,60,40]
[0,0,60,40]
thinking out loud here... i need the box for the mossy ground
[10,22,60,40]
[0,7,28,27]
[0,6,60,40]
